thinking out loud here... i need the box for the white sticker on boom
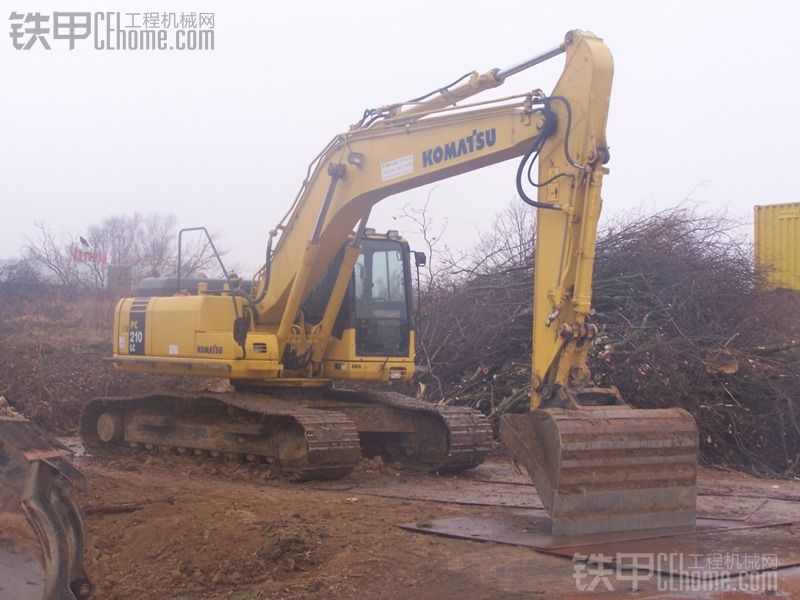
[118,336,125,350]
[169,344,179,355]
[381,155,413,181]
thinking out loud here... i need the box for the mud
[65,448,800,599]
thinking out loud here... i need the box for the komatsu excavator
[77,30,698,535]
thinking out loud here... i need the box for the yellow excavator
[77,30,698,536]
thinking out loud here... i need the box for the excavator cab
[302,232,417,381]
[351,235,413,357]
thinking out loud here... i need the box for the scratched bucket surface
[0,415,91,600]
[499,406,699,536]
[1,416,48,599]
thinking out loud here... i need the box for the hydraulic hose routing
[515,102,563,210]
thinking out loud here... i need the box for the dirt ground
[3,290,800,599]
[56,448,800,600]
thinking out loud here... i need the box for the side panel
[112,295,282,379]
[323,329,415,381]
[116,297,198,359]
[755,202,800,291]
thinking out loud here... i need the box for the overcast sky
[2,1,799,274]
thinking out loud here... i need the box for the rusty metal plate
[312,476,544,509]
[398,511,800,577]
[311,463,770,516]
[698,494,767,521]
[401,510,710,551]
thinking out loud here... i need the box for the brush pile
[414,205,800,477]
[2,205,799,477]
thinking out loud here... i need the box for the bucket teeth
[500,406,699,536]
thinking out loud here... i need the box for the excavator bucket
[500,406,698,536]
[0,410,92,600]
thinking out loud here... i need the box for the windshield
[301,238,412,357]
[353,241,410,356]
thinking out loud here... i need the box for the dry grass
[0,284,190,432]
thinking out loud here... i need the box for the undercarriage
[80,389,493,480]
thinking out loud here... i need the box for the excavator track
[313,389,493,472]
[80,393,361,481]
[80,389,493,479]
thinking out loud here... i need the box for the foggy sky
[2,0,798,275]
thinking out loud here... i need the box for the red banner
[71,247,108,264]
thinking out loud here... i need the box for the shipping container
[754,202,800,290]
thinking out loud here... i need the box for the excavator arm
[498,33,698,536]
[104,30,619,388]
[528,32,612,408]
[253,31,616,384]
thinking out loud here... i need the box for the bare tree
[462,200,534,276]
[0,258,39,283]
[396,187,452,293]
[175,229,224,279]
[139,213,177,275]
[25,222,97,287]
[24,213,227,290]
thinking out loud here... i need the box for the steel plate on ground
[398,511,800,577]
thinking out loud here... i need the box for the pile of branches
[414,205,800,478]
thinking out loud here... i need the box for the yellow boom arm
[104,30,700,537]
[252,30,613,399]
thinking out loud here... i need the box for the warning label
[381,155,413,181]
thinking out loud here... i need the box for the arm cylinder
[495,43,566,81]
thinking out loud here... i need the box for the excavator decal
[421,127,497,167]
[197,344,224,355]
[127,297,149,355]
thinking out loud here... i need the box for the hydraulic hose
[515,104,563,210]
